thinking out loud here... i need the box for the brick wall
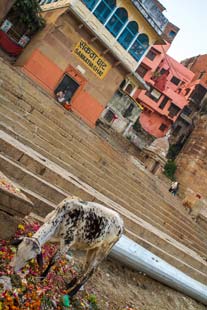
[162,22,180,44]
[182,54,207,87]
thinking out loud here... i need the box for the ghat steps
[0,59,207,284]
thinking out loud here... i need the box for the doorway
[55,74,80,103]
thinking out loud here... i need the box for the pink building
[134,46,195,138]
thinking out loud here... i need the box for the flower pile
[0,222,100,310]
[0,222,139,310]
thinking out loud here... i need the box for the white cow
[11,198,124,297]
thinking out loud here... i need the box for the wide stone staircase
[0,58,207,285]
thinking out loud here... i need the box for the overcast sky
[160,0,207,62]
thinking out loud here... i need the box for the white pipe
[110,235,207,305]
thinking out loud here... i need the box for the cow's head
[10,237,43,272]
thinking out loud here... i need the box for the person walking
[169,181,179,196]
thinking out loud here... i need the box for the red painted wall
[72,91,104,127]
[23,49,63,94]
[139,111,171,138]
[22,49,103,127]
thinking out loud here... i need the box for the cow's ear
[37,252,43,268]
[10,238,23,246]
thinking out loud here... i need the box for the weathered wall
[176,116,207,198]
[182,54,207,87]
[16,11,126,126]
[139,111,171,138]
[40,12,125,104]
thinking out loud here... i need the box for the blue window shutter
[118,21,138,49]
[93,0,116,24]
[106,7,128,37]
[129,34,149,61]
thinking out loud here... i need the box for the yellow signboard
[73,39,111,79]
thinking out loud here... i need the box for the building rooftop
[164,55,195,83]
[131,0,168,36]
[153,0,166,12]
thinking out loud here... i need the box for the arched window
[118,21,138,49]
[83,0,99,11]
[106,7,128,37]
[93,0,116,24]
[129,33,149,61]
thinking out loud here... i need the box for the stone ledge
[0,171,33,238]
[0,210,20,239]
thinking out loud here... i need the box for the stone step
[1,124,207,257]
[24,109,179,206]
[0,105,207,248]
[0,118,172,232]
[1,136,207,281]
[0,90,199,237]
[16,185,57,217]
[0,154,68,205]
[0,171,33,217]
[0,115,205,256]
[1,61,207,282]
[0,95,160,200]
[0,89,190,219]
[0,66,187,207]
[0,86,177,204]
[0,102,199,232]
[0,109,175,212]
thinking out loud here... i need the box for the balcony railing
[131,0,168,35]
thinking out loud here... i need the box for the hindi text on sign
[73,39,111,79]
